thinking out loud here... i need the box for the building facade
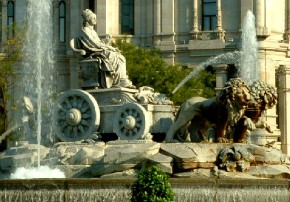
[1,0,290,153]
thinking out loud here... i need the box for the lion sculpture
[164,78,251,143]
[232,81,278,143]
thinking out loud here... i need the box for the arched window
[7,0,14,38]
[202,0,217,31]
[59,1,66,42]
[120,0,134,35]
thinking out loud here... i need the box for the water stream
[10,0,64,179]
[239,10,259,84]
[173,10,259,93]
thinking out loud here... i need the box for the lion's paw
[237,139,251,144]
[244,117,256,131]
[217,137,229,143]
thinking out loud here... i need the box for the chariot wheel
[113,103,149,140]
[56,89,100,142]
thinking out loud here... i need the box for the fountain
[173,10,259,94]
[0,8,290,202]
[8,0,64,178]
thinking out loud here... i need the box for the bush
[131,165,175,202]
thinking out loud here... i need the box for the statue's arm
[70,38,86,56]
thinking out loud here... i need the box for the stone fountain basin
[0,178,289,202]
[1,141,290,201]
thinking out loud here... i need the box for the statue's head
[249,81,278,110]
[82,9,96,26]
[217,78,251,110]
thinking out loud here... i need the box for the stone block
[90,141,160,176]
[147,153,173,174]
[247,165,290,179]
[68,146,104,165]
[160,143,219,170]
[0,153,38,172]
[100,169,138,179]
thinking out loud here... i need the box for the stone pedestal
[214,64,228,94]
[277,65,290,155]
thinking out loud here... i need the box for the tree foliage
[131,165,175,202]
[0,24,25,135]
[112,39,216,105]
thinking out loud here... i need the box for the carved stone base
[87,87,138,106]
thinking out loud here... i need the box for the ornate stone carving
[217,146,255,172]
[56,89,100,142]
[233,81,278,143]
[113,103,150,140]
[164,78,251,143]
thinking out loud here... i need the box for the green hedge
[131,165,174,202]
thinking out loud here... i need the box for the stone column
[214,64,228,94]
[69,0,81,39]
[255,0,269,37]
[190,0,199,40]
[277,65,290,155]
[67,0,82,89]
[1,0,7,44]
[95,0,107,35]
[216,0,225,40]
[256,0,264,29]
[139,0,146,47]
[287,0,290,41]
[160,0,175,42]
[153,0,161,45]
[160,0,175,64]
[69,58,79,89]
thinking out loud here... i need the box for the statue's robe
[79,26,127,87]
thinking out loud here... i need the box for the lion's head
[249,81,277,110]
[217,78,251,110]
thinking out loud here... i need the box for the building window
[89,0,95,11]
[7,1,14,38]
[120,0,134,35]
[59,1,66,42]
[202,0,216,31]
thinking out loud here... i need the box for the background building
[1,0,290,154]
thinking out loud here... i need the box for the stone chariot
[55,39,175,142]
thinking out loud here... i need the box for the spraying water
[22,0,55,163]
[172,10,259,94]
[10,166,65,179]
[172,51,241,94]
[239,10,259,84]
[10,0,65,178]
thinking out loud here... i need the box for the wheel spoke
[66,126,72,136]
[81,119,89,126]
[82,112,91,119]
[133,112,138,117]
[73,127,78,137]
[72,96,78,107]
[78,125,85,133]
[77,97,84,109]
[81,104,89,113]
[65,99,72,110]
[58,107,67,113]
